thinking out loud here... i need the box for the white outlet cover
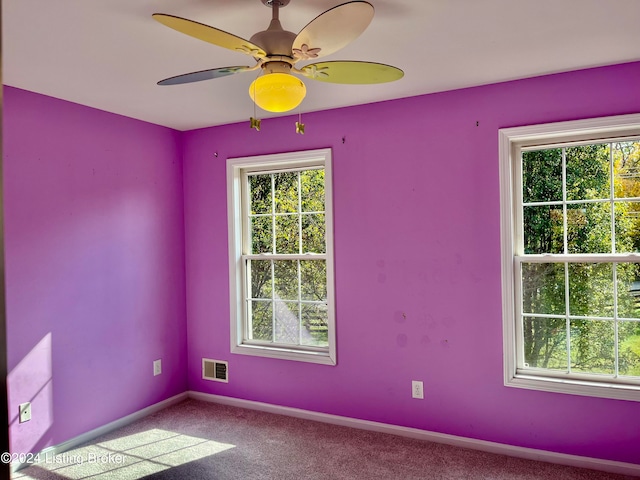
[411,380,424,399]
[153,359,162,376]
[19,402,31,423]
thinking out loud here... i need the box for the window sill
[505,372,640,402]
[231,343,336,366]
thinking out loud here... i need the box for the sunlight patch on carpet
[13,428,236,479]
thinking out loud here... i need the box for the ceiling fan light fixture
[249,73,306,113]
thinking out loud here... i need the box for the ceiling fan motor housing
[250,23,296,60]
[261,60,293,74]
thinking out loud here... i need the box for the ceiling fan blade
[158,66,254,86]
[153,14,267,58]
[301,61,404,84]
[292,1,374,61]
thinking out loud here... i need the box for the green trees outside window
[246,168,328,347]
[521,141,640,377]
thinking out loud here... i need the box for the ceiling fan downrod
[252,0,297,62]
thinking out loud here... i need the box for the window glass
[228,150,335,365]
[501,117,640,399]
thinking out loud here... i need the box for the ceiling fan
[153,0,404,115]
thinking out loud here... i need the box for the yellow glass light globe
[249,73,306,113]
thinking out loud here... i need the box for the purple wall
[4,62,639,466]
[4,87,188,454]
[183,62,640,465]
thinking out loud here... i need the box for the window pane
[619,320,640,377]
[250,300,272,341]
[566,144,610,201]
[233,151,333,362]
[568,263,613,318]
[616,263,640,318]
[521,263,565,315]
[274,172,298,213]
[506,123,640,393]
[274,301,299,344]
[523,205,563,254]
[301,260,327,301]
[567,203,611,254]
[274,260,298,301]
[301,169,325,212]
[250,216,272,254]
[570,319,614,375]
[614,201,640,253]
[613,141,640,199]
[522,317,567,370]
[301,303,328,347]
[302,213,325,253]
[522,148,562,203]
[250,260,272,299]
[249,174,272,215]
[275,215,299,253]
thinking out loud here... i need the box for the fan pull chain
[250,75,261,131]
[295,109,305,135]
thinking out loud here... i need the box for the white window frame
[227,148,336,365]
[499,113,640,401]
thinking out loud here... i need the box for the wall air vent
[202,358,228,383]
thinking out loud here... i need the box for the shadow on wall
[8,333,54,456]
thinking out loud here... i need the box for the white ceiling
[4,0,640,131]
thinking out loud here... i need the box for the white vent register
[203,358,228,383]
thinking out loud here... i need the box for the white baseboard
[13,390,639,477]
[12,392,188,472]
[188,391,640,477]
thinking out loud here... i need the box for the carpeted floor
[12,399,637,479]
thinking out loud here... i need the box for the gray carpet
[12,399,636,479]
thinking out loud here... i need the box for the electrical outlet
[153,359,162,376]
[19,402,31,423]
[411,380,424,399]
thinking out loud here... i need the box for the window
[227,149,335,365]
[499,114,640,401]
